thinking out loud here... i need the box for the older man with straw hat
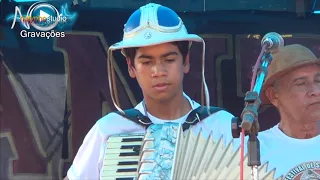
[257,44,320,179]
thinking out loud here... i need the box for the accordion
[101,123,278,180]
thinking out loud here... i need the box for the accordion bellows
[101,123,278,180]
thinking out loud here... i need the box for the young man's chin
[149,93,175,103]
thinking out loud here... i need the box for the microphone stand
[232,49,273,180]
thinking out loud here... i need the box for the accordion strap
[182,106,224,131]
[115,106,224,131]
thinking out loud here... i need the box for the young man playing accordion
[65,3,235,179]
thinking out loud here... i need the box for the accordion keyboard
[101,133,145,180]
[101,123,279,180]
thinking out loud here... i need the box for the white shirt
[258,124,320,179]
[67,93,235,180]
[234,124,320,179]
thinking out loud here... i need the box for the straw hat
[261,44,320,104]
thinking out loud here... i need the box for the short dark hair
[123,41,190,66]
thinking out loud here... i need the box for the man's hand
[63,176,69,180]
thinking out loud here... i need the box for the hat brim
[109,27,203,53]
[261,59,320,105]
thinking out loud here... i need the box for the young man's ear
[183,53,190,74]
[126,58,136,78]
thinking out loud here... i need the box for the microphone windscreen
[261,32,284,53]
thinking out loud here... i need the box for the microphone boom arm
[232,50,274,180]
[241,52,272,132]
[232,32,283,180]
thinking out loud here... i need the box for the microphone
[231,32,285,179]
[239,32,284,131]
[232,32,285,133]
[261,32,284,53]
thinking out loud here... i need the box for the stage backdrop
[1,9,320,180]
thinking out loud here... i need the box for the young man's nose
[151,63,168,78]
